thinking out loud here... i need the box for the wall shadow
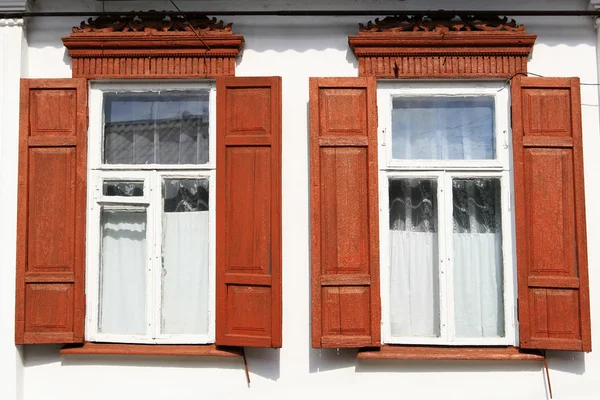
[244,347,281,381]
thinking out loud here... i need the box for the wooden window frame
[343,15,593,359]
[86,81,217,345]
[377,81,517,347]
[19,14,284,353]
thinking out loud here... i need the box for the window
[377,81,516,345]
[86,82,216,344]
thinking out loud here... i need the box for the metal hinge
[516,298,519,321]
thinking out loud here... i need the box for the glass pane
[103,91,210,165]
[102,181,144,197]
[161,179,210,335]
[389,178,440,338]
[98,209,147,335]
[452,178,505,338]
[392,96,495,160]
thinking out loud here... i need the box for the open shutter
[15,79,87,344]
[310,77,380,348]
[512,76,591,352]
[215,77,282,348]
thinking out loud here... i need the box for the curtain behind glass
[103,91,210,165]
[389,179,440,338]
[392,97,495,160]
[453,179,504,338]
[161,179,210,335]
[99,209,147,335]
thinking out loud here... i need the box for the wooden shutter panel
[310,77,380,348]
[215,77,282,348]
[512,76,591,352]
[15,79,87,344]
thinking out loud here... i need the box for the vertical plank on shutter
[15,79,87,344]
[215,77,282,348]
[512,76,591,352]
[310,77,380,348]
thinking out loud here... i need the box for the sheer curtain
[161,179,210,335]
[389,179,440,337]
[391,97,495,160]
[99,210,147,335]
[453,179,504,338]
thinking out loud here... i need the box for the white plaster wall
[4,0,600,399]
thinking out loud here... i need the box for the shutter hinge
[509,105,513,127]
[516,298,519,321]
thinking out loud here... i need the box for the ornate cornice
[349,15,537,79]
[71,12,232,34]
[0,18,24,27]
[359,14,525,33]
[62,12,244,79]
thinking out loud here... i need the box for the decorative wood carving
[72,13,232,33]
[349,14,536,79]
[62,12,244,79]
[360,14,525,33]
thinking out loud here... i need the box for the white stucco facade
[1,0,600,399]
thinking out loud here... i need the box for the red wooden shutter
[215,77,282,348]
[15,79,87,344]
[310,77,380,348]
[512,76,591,351]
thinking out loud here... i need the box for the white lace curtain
[389,178,504,339]
[99,179,210,337]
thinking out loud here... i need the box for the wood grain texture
[310,77,380,348]
[15,79,87,344]
[60,343,242,357]
[512,76,591,352]
[357,346,545,361]
[349,31,536,78]
[63,33,243,79]
[215,77,282,348]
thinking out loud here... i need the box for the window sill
[357,346,544,361]
[60,343,243,357]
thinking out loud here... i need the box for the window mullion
[444,172,456,344]
[437,171,449,343]
[145,171,157,342]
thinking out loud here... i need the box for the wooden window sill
[60,343,242,357]
[357,346,544,361]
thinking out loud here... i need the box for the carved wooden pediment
[72,12,232,34]
[359,14,525,33]
[349,14,537,79]
[62,12,244,79]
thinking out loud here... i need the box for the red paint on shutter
[15,79,87,344]
[215,77,282,348]
[512,76,591,352]
[310,77,380,348]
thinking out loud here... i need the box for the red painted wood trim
[310,77,380,349]
[349,31,536,78]
[512,76,591,352]
[357,346,544,361]
[215,76,282,348]
[15,79,87,345]
[63,33,243,79]
[60,343,242,357]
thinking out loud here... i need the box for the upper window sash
[89,81,217,171]
[377,81,510,171]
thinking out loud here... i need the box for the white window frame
[377,80,517,346]
[86,81,217,344]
